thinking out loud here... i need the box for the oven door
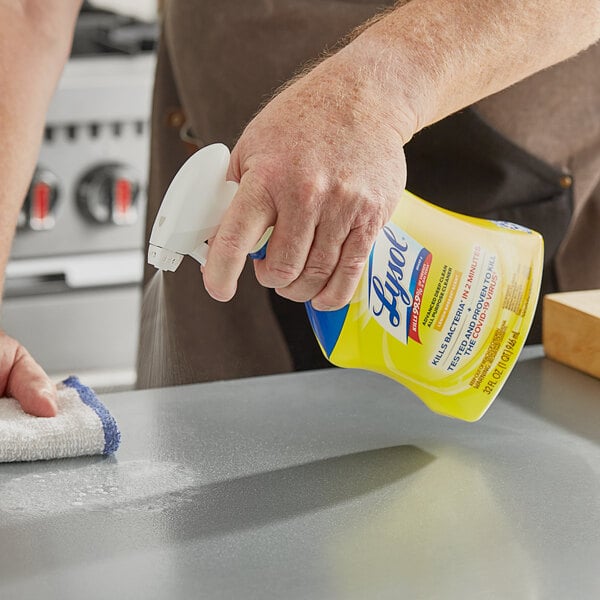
[2,251,142,391]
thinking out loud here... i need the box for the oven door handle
[3,271,69,298]
[4,251,144,295]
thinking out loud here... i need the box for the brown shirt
[476,42,600,291]
[138,0,599,386]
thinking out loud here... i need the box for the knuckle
[303,265,331,282]
[329,178,353,197]
[238,169,276,213]
[360,197,388,228]
[351,185,388,216]
[349,228,375,255]
[299,246,339,284]
[351,211,384,248]
[215,232,247,258]
[338,254,367,279]
[297,177,320,199]
[292,178,323,212]
[265,258,302,284]
[12,343,32,366]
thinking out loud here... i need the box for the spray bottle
[148,143,544,421]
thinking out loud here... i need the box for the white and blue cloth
[0,377,120,462]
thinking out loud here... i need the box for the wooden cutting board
[542,290,600,379]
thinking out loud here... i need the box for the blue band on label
[305,302,349,358]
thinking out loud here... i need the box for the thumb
[3,342,57,417]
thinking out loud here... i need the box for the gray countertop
[1,347,599,599]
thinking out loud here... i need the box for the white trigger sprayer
[147,143,270,272]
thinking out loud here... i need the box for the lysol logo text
[368,223,431,344]
[370,226,412,328]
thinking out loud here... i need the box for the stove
[2,5,158,390]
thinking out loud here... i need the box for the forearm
[0,0,81,296]
[336,0,600,142]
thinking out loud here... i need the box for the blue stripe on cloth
[62,376,121,455]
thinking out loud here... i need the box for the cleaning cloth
[0,376,120,463]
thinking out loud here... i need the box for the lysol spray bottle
[148,144,544,421]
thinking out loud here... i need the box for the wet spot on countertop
[0,460,198,517]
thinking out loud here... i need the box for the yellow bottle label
[306,191,544,421]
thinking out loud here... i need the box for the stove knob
[77,164,140,225]
[19,168,60,230]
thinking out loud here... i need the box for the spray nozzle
[147,245,184,272]
[147,143,239,272]
[148,143,273,273]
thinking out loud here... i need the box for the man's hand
[203,49,410,311]
[201,0,600,310]
[0,331,57,417]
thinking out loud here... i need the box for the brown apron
[137,0,600,388]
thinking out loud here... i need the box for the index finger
[203,174,275,302]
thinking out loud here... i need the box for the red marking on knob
[32,182,51,220]
[114,178,132,215]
